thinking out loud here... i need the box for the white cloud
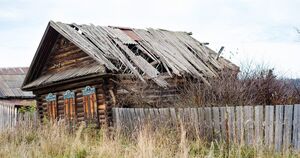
[0,0,299,77]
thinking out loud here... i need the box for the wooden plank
[204,107,213,139]
[191,108,199,133]
[264,105,274,149]
[164,108,171,124]
[131,108,138,130]
[125,108,132,131]
[112,108,117,128]
[293,104,300,150]
[153,108,159,125]
[149,108,155,121]
[158,108,166,123]
[274,105,284,152]
[244,106,254,145]
[138,108,146,124]
[133,108,140,128]
[254,106,264,146]
[219,107,227,141]
[236,106,244,145]
[212,107,221,139]
[178,108,184,124]
[120,108,126,129]
[283,105,293,150]
[144,108,150,121]
[170,108,177,125]
[197,108,205,126]
[184,108,192,127]
[227,106,236,143]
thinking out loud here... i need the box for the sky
[0,0,299,78]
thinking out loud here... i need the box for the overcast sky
[0,0,299,77]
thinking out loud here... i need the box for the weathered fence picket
[274,105,284,151]
[254,106,263,146]
[293,105,300,150]
[264,105,274,149]
[244,106,254,145]
[283,105,293,150]
[113,104,300,151]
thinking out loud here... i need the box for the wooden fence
[0,104,36,130]
[112,104,300,151]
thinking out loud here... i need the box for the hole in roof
[120,29,141,41]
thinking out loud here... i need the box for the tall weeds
[0,121,298,158]
[180,65,300,107]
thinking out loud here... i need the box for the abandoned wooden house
[21,21,237,127]
[0,67,35,129]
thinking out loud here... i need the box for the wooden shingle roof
[23,21,238,90]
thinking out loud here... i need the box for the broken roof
[0,67,34,98]
[22,21,238,90]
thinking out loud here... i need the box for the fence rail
[113,104,300,151]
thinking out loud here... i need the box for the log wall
[34,77,114,127]
[116,75,186,107]
[41,35,98,75]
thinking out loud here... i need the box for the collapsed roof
[23,21,238,89]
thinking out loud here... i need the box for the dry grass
[0,121,299,158]
[180,65,300,107]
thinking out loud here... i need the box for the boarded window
[82,86,98,124]
[63,90,76,122]
[45,93,57,121]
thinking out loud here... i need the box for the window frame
[63,90,76,122]
[45,93,57,121]
[82,86,98,124]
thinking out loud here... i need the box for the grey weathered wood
[158,108,166,123]
[127,108,134,131]
[212,107,221,138]
[149,108,155,120]
[170,108,177,125]
[283,105,293,150]
[264,106,274,149]
[191,108,199,133]
[197,108,205,136]
[219,107,227,141]
[183,108,191,126]
[236,106,244,144]
[227,106,236,143]
[204,107,213,138]
[134,108,141,127]
[274,105,284,151]
[111,106,299,151]
[244,106,254,145]
[254,106,264,146]
[293,104,300,150]
[178,108,184,124]
[112,108,118,129]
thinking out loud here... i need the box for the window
[63,90,76,122]
[45,93,57,121]
[82,86,98,123]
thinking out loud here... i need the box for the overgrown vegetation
[181,64,300,106]
[1,65,299,157]
[117,64,300,108]
[0,122,298,158]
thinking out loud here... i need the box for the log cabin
[22,21,238,128]
[0,67,35,129]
